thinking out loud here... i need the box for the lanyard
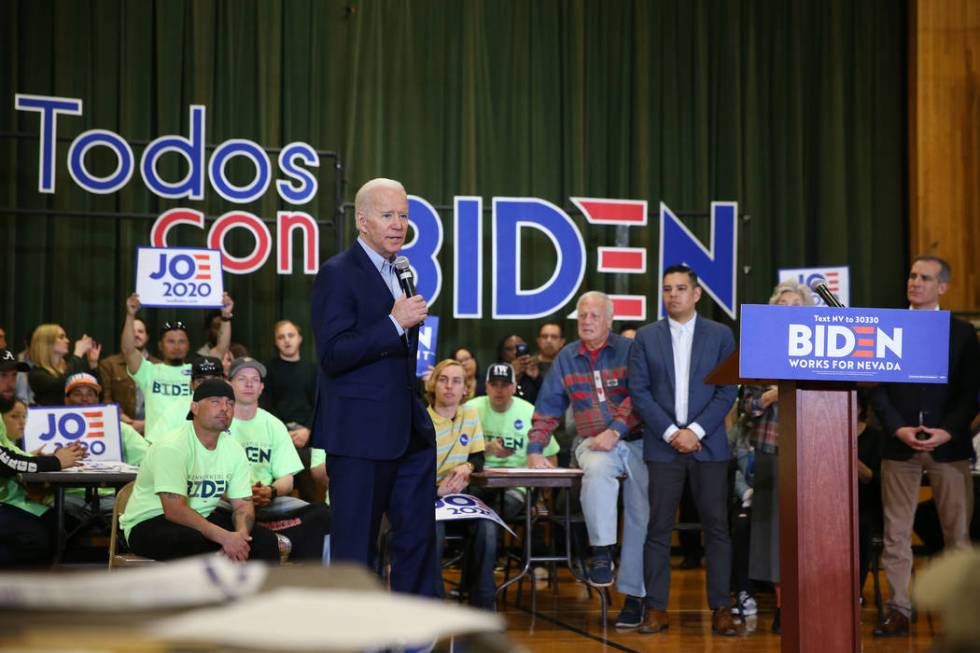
[593,369,607,404]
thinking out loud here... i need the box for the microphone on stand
[810,279,846,308]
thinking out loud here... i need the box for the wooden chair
[108,481,157,569]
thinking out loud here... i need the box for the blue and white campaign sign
[417,316,440,377]
[739,305,950,383]
[136,247,224,308]
[778,265,850,307]
[23,404,124,462]
[435,494,516,537]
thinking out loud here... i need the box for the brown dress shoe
[873,608,910,637]
[712,607,738,636]
[638,607,669,634]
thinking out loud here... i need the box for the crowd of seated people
[0,253,976,641]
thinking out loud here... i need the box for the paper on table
[480,466,583,475]
[148,587,502,651]
[0,554,266,610]
[58,460,140,473]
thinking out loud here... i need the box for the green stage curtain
[0,0,907,367]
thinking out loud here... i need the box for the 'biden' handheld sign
[23,404,124,462]
[417,316,440,377]
[136,247,224,308]
[739,305,950,384]
[435,494,516,536]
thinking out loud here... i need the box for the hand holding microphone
[390,256,427,328]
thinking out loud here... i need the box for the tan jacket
[98,352,160,420]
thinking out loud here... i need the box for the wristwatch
[269,485,278,499]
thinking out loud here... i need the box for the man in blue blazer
[629,264,739,636]
[310,178,438,597]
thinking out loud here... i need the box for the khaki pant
[881,454,973,615]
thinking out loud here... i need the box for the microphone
[810,279,846,308]
[393,256,416,297]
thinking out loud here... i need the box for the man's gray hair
[577,291,614,319]
[912,255,951,283]
[354,178,406,216]
[768,280,815,306]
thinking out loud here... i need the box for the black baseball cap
[486,362,516,384]
[0,349,29,373]
[192,356,224,380]
[186,378,236,420]
[159,320,189,338]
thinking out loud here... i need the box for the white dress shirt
[662,314,707,443]
[356,237,406,336]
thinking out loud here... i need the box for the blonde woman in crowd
[27,324,101,406]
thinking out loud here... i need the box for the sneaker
[732,590,758,616]
[615,595,646,628]
[587,547,614,586]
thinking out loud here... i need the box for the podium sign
[739,305,950,383]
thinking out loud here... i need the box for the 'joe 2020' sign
[15,94,738,321]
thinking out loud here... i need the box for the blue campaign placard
[416,316,440,377]
[739,305,950,383]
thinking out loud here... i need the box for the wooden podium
[707,354,861,653]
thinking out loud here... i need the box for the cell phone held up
[515,342,530,357]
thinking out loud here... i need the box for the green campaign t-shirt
[0,421,49,517]
[120,422,252,540]
[465,395,560,468]
[120,422,148,466]
[130,359,192,440]
[310,448,326,468]
[146,399,195,444]
[225,408,303,485]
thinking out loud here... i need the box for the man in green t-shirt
[145,356,225,443]
[466,362,559,521]
[120,292,234,440]
[120,379,279,562]
[227,357,330,561]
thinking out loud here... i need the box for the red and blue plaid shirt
[743,384,779,455]
[528,333,640,454]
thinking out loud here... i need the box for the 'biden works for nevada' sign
[739,305,950,384]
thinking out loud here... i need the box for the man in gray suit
[628,264,739,636]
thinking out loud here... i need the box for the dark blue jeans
[435,518,498,610]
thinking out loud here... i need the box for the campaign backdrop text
[15,94,739,322]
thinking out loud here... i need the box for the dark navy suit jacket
[310,242,435,460]
[628,316,737,463]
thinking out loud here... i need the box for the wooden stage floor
[486,562,939,652]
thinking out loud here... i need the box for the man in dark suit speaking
[311,177,437,596]
[629,264,739,636]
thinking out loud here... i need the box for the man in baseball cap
[63,373,148,466]
[225,356,331,562]
[465,362,560,520]
[0,348,29,420]
[121,378,280,563]
[145,356,224,443]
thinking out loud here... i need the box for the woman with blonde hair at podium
[743,280,814,633]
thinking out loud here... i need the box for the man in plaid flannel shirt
[527,291,648,628]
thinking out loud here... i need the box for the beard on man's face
[0,393,14,413]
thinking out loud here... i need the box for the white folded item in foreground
[0,554,267,610]
[148,587,503,651]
